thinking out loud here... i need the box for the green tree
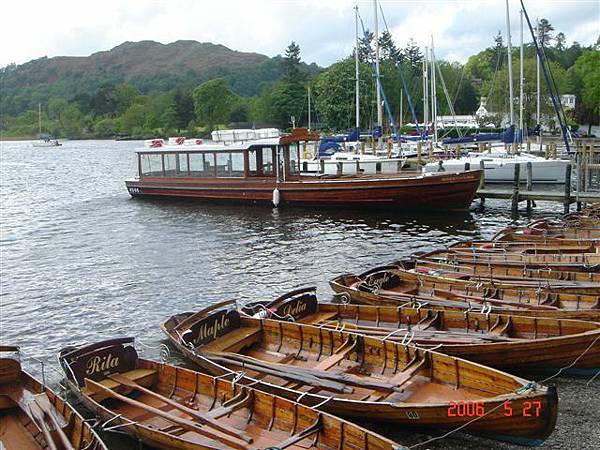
[569,49,600,134]
[537,19,554,47]
[379,31,401,61]
[313,58,373,130]
[357,30,374,63]
[173,88,195,132]
[114,84,141,115]
[91,84,118,118]
[403,39,423,74]
[282,41,302,81]
[192,78,239,129]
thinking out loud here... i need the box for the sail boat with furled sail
[32,103,62,147]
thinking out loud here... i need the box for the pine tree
[378,30,401,62]
[404,38,422,72]
[283,41,302,80]
[357,30,374,63]
[537,19,554,46]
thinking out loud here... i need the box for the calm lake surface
[1,139,592,449]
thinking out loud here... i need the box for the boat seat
[298,311,339,325]
[83,368,156,396]
[200,327,262,353]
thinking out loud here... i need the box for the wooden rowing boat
[58,338,405,450]
[395,259,600,294]
[493,226,600,243]
[329,267,600,321]
[0,346,107,450]
[361,266,599,310]
[162,306,558,445]
[238,287,600,374]
[449,239,600,256]
[434,246,600,273]
[406,249,600,283]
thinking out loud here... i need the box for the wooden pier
[475,147,600,215]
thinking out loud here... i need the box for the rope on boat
[538,334,600,385]
[135,340,171,363]
[409,334,600,449]
[586,369,600,387]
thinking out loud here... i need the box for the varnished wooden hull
[59,339,404,450]
[240,289,600,373]
[162,311,558,445]
[125,170,482,210]
[0,348,107,450]
[407,250,600,283]
[396,260,600,294]
[329,273,600,321]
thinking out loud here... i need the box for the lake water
[1,139,588,449]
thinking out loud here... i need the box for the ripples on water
[0,139,567,444]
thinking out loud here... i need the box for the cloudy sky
[2,0,598,68]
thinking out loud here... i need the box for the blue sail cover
[442,126,515,145]
[372,126,383,138]
[317,128,361,158]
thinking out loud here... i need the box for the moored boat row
[8,206,598,450]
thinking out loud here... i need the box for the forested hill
[0,40,320,116]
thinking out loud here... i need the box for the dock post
[417,142,422,165]
[336,162,343,176]
[478,159,485,207]
[511,163,520,217]
[526,162,533,212]
[464,162,471,171]
[356,160,361,174]
[563,164,572,214]
[320,159,325,174]
[576,150,583,211]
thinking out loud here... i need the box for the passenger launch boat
[162,306,558,445]
[125,129,482,210]
[0,346,107,450]
[237,287,600,374]
[58,338,406,450]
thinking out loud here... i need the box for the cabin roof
[136,137,281,154]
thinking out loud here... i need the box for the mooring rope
[409,333,600,448]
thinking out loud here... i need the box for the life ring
[175,137,185,145]
[150,140,162,148]
[195,139,203,145]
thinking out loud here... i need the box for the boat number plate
[128,187,142,194]
[406,410,420,420]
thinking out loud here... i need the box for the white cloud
[1,0,598,68]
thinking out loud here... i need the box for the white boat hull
[424,157,570,183]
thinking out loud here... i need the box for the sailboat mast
[505,0,514,126]
[354,5,360,134]
[423,47,429,131]
[519,9,524,146]
[373,0,383,149]
[307,85,312,131]
[430,38,438,145]
[38,103,42,135]
[536,19,541,143]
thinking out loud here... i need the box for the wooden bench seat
[200,327,262,353]
[83,368,156,396]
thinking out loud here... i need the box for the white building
[561,94,576,110]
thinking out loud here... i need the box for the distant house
[561,94,576,110]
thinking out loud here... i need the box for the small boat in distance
[31,104,62,148]
[59,338,407,450]
[125,128,483,210]
[0,345,107,450]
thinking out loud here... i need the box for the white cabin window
[164,154,177,175]
[141,154,162,176]
[178,154,189,174]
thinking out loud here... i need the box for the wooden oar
[107,373,252,444]
[85,378,251,450]
[204,352,352,394]
[207,351,401,393]
[33,394,76,450]
[27,401,58,450]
